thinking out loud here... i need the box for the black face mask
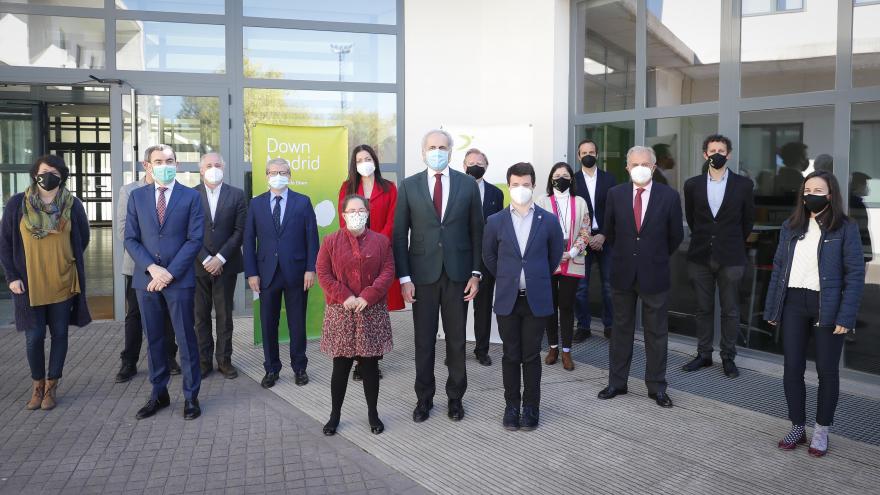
[707,153,727,169]
[553,177,571,193]
[804,194,830,214]
[466,165,486,180]
[36,173,62,191]
[581,155,597,168]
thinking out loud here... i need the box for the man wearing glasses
[243,158,319,389]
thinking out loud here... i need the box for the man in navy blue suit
[573,139,617,341]
[463,148,504,366]
[243,157,319,389]
[483,163,564,432]
[125,144,205,420]
[598,146,684,408]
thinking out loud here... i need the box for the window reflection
[853,1,880,88]
[116,21,226,73]
[243,0,396,24]
[0,14,105,69]
[582,0,636,113]
[740,2,836,97]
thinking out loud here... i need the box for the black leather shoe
[722,359,740,378]
[520,406,539,431]
[115,362,137,383]
[502,405,520,431]
[323,414,339,436]
[649,391,673,408]
[294,370,309,386]
[136,390,170,420]
[597,386,628,400]
[603,327,612,339]
[682,355,712,372]
[200,362,213,378]
[475,354,492,366]
[369,417,384,435]
[261,372,279,389]
[183,399,201,420]
[218,362,238,379]
[573,328,591,343]
[168,358,181,376]
[412,401,433,423]
[352,364,362,381]
[447,399,464,421]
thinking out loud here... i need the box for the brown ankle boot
[26,380,45,410]
[544,347,559,365]
[562,351,575,371]
[41,379,58,410]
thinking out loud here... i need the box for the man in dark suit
[598,145,684,408]
[243,157,319,389]
[194,152,247,379]
[682,134,754,378]
[483,162,564,431]
[573,139,617,341]
[393,129,484,423]
[125,144,204,420]
[463,148,504,366]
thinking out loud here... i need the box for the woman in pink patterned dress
[316,194,394,436]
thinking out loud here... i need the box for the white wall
[404,0,570,184]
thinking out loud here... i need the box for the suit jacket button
[438,242,442,247]
[275,253,278,257]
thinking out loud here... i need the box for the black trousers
[688,261,744,360]
[121,275,176,365]
[413,272,467,404]
[609,286,669,394]
[470,269,495,357]
[781,288,845,426]
[497,295,545,408]
[194,270,238,367]
[547,274,580,348]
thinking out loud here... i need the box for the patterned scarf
[22,184,74,239]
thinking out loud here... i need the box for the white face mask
[356,161,375,177]
[629,165,653,186]
[344,211,369,231]
[268,175,289,190]
[509,186,533,206]
[204,167,223,185]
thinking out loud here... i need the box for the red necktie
[157,186,168,226]
[634,187,644,232]
[433,173,443,219]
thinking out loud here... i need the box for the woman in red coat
[318,194,395,435]
[337,145,402,380]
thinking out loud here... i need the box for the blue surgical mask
[425,149,449,172]
[152,165,177,184]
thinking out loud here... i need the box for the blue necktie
[273,196,282,232]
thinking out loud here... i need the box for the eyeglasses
[150,159,176,165]
[267,171,291,177]
[344,209,368,214]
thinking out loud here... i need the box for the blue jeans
[25,298,73,380]
[576,247,613,329]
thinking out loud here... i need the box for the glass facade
[572,0,880,378]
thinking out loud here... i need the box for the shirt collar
[156,180,176,192]
[509,203,535,216]
[427,167,449,177]
[708,168,729,183]
[632,181,652,193]
[272,188,289,200]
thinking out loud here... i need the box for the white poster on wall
[434,124,534,345]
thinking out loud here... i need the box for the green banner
[251,124,349,342]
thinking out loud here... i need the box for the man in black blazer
[463,148,504,366]
[194,153,247,379]
[598,145,684,408]
[393,129,484,423]
[573,139,617,341]
[682,135,754,378]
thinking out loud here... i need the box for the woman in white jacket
[536,162,591,371]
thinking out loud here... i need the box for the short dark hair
[577,138,599,156]
[506,162,536,185]
[30,155,70,184]
[341,194,369,212]
[702,134,733,154]
[546,162,577,196]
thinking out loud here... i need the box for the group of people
[0,129,864,458]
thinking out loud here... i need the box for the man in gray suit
[393,129,484,423]
[115,170,178,382]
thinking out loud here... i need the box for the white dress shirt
[427,167,450,220]
[477,178,485,204]
[155,179,175,206]
[632,181,653,225]
[510,204,535,289]
[583,170,599,230]
[268,187,289,224]
[202,183,227,266]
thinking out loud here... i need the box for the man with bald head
[194,152,247,379]
[393,129,484,423]
[597,146,683,409]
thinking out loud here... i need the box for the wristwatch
[471,271,483,281]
